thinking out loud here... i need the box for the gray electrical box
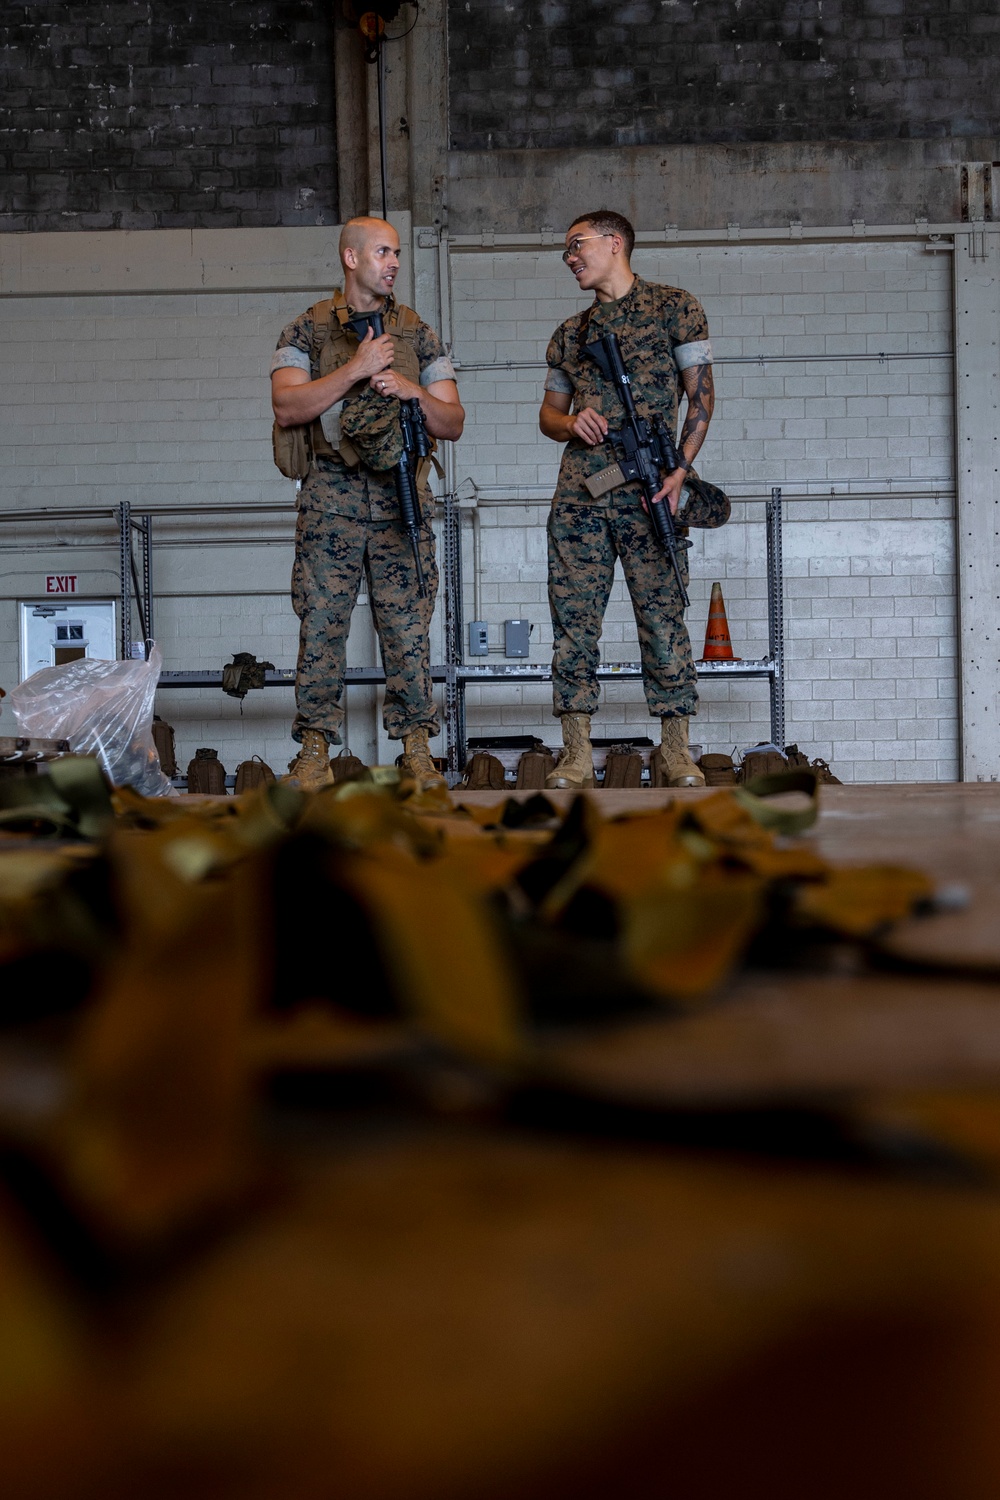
[504,619,531,658]
[468,621,489,656]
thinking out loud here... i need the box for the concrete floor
[10,781,1000,1498]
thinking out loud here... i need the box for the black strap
[575,303,595,359]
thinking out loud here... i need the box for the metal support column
[954,226,1000,779]
[441,488,465,773]
[766,485,785,750]
[117,503,155,660]
[117,501,132,661]
[140,513,154,654]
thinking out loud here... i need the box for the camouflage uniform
[272,295,455,745]
[544,275,713,721]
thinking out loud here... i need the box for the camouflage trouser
[547,498,697,720]
[291,505,439,745]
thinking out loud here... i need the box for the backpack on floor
[151,715,177,778]
[515,745,556,790]
[698,752,737,786]
[460,752,506,790]
[330,749,369,784]
[187,747,227,795]
[234,756,276,794]
[601,745,644,788]
[739,746,788,783]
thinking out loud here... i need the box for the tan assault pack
[151,715,177,778]
[601,745,644,788]
[330,749,368,784]
[272,291,423,481]
[234,757,276,794]
[460,752,507,791]
[698,752,737,786]
[515,745,556,790]
[187,747,227,796]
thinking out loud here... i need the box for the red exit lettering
[45,575,78,595]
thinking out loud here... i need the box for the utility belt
[307,444,439,494]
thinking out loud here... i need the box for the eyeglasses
[562,233,612,264]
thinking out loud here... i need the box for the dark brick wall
[449,0,1000,151]
[0,1,335,232]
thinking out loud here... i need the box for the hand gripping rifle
[583,330,691,608]
[348,310,428,598]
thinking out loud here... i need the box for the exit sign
[45,574,78,595]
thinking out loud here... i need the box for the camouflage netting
[4,760,1000,1497]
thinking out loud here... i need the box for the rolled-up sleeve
[669,293,712,369]
[420,354,457,386]
[544,366,574,394]
[270,346,312,375]
[674,338,713,370]
[415,320,459,389]
[544,327,573,395]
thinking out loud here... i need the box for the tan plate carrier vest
[272,290,427,482]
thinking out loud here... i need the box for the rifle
[394,397,431,599]
[583,330,691,608]
[348,310,428,598]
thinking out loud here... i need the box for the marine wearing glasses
[538,209,717,792]
[561,233,613,263]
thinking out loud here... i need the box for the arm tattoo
[679,363,715,464]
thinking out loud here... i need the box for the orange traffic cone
[700,581,740,662]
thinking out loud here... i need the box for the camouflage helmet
[340,386,403,471]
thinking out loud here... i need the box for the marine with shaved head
[271,216,463,789]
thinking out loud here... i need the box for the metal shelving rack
[118,487,786,770]
[438,485,785,768]
[117,501,154,662]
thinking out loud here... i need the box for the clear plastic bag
[9,644,175,796]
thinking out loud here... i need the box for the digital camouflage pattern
[340,385,405,471]
[274,296,455,744]
[291,472,439,745]
[545,275,712,721]
[547,498,697,721]
[545,275,711,507]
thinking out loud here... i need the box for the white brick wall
[0,286,442,773]
[0,290,314,509]
[0,234,958,783]
[449,241,957,781]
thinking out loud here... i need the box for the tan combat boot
[285,727,334,792]
[400,726,447,789]
[656,717,706,788]
[545,713,595,790]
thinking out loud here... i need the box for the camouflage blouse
[271,292,456,522]
[544,276,712,506]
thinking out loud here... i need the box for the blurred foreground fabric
[3,765,1000,1498]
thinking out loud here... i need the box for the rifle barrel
[396,405,427,599]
